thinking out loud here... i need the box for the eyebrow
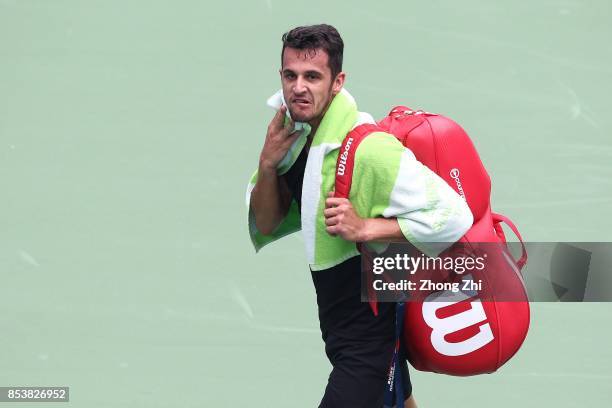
[282,69,323,76]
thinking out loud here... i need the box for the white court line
[229,282,319,334]
[19,250,40,267]
[229,283,255,319]
[558,80,601,129]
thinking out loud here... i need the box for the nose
[293,75,307,94]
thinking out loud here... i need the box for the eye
[307,73,319,80]
[284,72,296,80]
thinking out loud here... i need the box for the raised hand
[259,105,301,171]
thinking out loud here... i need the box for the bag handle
[334,123,383,316]
[491,212,528,270]
[334,123,382,199]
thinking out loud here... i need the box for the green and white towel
[246,89,473,271]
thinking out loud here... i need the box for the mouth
[292,98,311,108]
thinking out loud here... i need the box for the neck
[307,97,334,137]
[308,119,322,137]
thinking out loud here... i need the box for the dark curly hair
[281,24,344,78]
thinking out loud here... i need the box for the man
[246,24,472,407]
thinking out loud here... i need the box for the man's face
[280,47,345,125]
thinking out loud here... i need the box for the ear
[332,72,346,95]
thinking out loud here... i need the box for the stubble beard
[288,109,313,123]
[288,85,335,125]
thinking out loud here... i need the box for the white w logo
[421,275,494,356]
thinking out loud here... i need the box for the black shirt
[281,143,395,340]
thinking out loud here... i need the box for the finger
[270,105,287,129]
[284,118,295,132]
[327,191,334,198]
[278,118,295,138]
[284,130,301,144]
[326,225,338,236]
[280,132,300,150]
[325,215,339,226]
[325,197,348,208]
[323,206,343,218]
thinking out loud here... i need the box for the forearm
[361,217,408,243]
[250,163,290,235]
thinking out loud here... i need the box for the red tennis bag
[334,107,530,376]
